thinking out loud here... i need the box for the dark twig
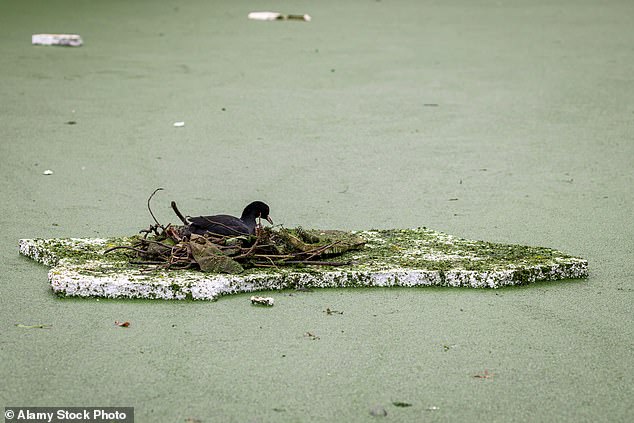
[233,239,259,259]
[281,241,343,261]
[104,245,148,255]
[252,253,296,259]
[140,239,176,250]
[147,188,164,227]
[264,256,279,268]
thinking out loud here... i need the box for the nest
[104,190,365,274]
[105,224,365,274]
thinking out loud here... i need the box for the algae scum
[19,227,588,300]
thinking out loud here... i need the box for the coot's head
[242,201,273,224]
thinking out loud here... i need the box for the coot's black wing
[188,214,250,236]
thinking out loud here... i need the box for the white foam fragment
[248,11,281,21]
[248,11,311,22]
[32,34,83,47]
[251,296,275,306]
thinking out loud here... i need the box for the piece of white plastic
[250,296,275,306]
[248,11,311,22]
[32,34,83,47]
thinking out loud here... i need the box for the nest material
[106,224,366,274]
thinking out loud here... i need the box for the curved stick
[147,188,164,226]
[103,245,148,255]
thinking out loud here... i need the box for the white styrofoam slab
[19,228,588,300]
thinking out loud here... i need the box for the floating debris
[473,369,494,379]
[32,34,83,47]
[304,332,320,340]
[369,405,388,417]
[392,402,412,408]
[15,323,52,329]
[248,11,312,22]
[250,296,274,306]
[173,121,185,127]
[114,321,130,327]
[42,169,54,175]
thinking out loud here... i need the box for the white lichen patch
[18,228,588,300]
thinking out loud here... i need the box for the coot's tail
[171,201,189,225]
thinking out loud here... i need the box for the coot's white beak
[266,216,274,225]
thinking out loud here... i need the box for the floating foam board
[18,228,588,300]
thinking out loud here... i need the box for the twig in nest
[252,254,296,259]
[167,243,195,269]
[264,256,279,268]
[139,223,170,238]
[147,188,164,227]
[165,226,184,242]
[233,239,259,259]
[104,245,148,255]
[140,239,176,249]
[278,240,344,261]
[168,262,193,270]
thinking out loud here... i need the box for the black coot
[188,201,273,236]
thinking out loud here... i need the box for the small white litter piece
[32,34,83,47]
[248,11,312,22]
[250,296,275,306]
[173,121,185,127]
[43,170,54,175]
